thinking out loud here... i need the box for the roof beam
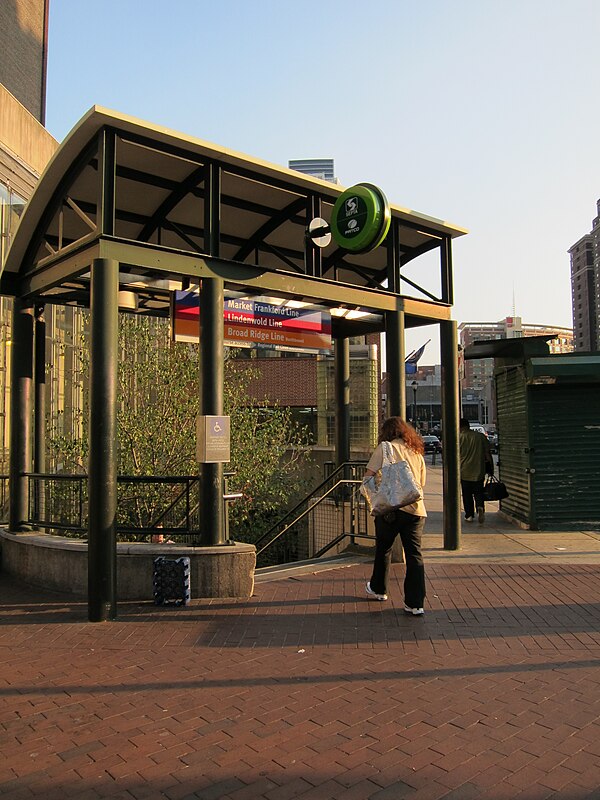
[65,196,96,231]
[19,241,99,297]
[92,238,448,320]
[232,197,306,262]
[137,164,206,242]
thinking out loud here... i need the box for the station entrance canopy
[2,107,468,620]
[1,106,467,332]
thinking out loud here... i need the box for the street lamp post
[411,380,418,428]
[429,373,434,429]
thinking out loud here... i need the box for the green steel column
[385,309,406,418]
[199,278,225,544]
[440,236,454,305]
[88,258,118,622]
[98,128,116,236]
[34,306,46,525]
[334,336,350,466]
[386,219,401,293]
[200,161,225,545]
[385,220,406,419]
[8,299,34,532]
[440,319,461,550]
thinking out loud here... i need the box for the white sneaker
[465,516,474,523]
[366,582,387,601]
[404,605,424,616]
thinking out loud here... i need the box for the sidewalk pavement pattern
[1,466,600,799]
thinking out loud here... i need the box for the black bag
[483,475,508,502]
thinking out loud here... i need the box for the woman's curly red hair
[378,416,424,455]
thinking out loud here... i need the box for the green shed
[465,337,600,531]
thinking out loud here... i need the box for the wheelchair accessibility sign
[196,415,231,463]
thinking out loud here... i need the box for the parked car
[469,423,498,453]
[469,424,487,435]
[421,435,442,454]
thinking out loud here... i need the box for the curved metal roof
[1,106,467,327]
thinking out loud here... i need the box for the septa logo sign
[331,183,391,254]
[345,196,359,215]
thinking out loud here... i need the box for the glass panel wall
[0,182,27,472]
[1,180,87,474]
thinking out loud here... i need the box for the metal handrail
[18,472,240,536]
[141,476,200,533]
[148,470,238,530]
[253,460,367,551]
[255,479,362,556]
[25,472,199,481]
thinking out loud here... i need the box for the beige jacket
[365,438,427,517]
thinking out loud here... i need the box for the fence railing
[0,473,238,543]
[2,464,373,568]
[253,461,371,568]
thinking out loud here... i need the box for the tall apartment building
[0,0,53,215]
[1,0,60,471]
[0,0,49,125]
[569,199,600,351]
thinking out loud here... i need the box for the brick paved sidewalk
[1,562,600,800]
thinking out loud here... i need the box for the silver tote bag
[360,441,423,516]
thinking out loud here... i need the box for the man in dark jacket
[459,418,494,524]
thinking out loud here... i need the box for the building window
[0,183,27,265]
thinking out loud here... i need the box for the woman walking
[364,417,427,614]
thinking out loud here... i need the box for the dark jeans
[370,510,426,607]
[461,478,485,519]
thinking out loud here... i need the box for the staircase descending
[253,462,372,568]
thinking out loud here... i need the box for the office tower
[569,199,600,351]
[1,0,58,469]
[288,158,339,184]
[0,0,49,124]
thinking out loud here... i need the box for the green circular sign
[330,183,391,253]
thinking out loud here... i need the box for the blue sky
[45,0,600,362]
